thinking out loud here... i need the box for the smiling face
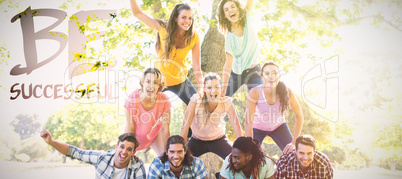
[223,1,240,24]
[262,64,280,88]
[231,148,252,171]
[296,143,315,169]
[204,78,221,102]
[175,9,193,32]
[114,140,136,169]
[141,73,160,98]
[167,143,186,170]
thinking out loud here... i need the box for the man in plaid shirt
[276,135,333,179]
[147,135,208,179]
[41,130,146,179]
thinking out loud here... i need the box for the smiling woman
[180,72,243,159]
[124,68,171,156]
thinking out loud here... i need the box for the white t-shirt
[111,167,126,179]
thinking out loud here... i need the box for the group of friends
[40,0,334,178]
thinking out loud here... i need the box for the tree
[44,103,125,151]
[10,114,42,140]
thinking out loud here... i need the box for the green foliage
[10,114,42,140]
[44,103,124,150]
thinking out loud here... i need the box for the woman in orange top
[130,0,203,105]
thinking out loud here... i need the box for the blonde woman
[125,68,171,156]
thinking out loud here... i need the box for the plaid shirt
[147,156,208,179]
[275,150,333,179]
[67,145,146,179]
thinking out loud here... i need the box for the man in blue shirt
[40,130,146,179]
[147,135,208,179]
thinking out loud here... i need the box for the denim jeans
[163,79,196,105]
[163,79,196,137]
[225,64,263,97]
[187,135,232,159]
[253,123,293,152]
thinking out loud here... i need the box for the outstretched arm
[40,130,69,155]
[130,0,160,31]
[245,87,259,137]
[180,96,198,142]
[221,53,233,96]
[226,99,243,138]
[283,88,304,154]
[245,0,254,12]
[161,109,171,148]
[192,41,203,93]
[126,108,136,134]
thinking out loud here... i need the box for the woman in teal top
[217,0,263,96]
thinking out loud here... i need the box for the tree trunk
[80,135,85,149]
[188,0,225,84]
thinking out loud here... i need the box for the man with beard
[219,137,275,179]
[147,135,208,179]
[40,130,146,179]
[275,135,333,179]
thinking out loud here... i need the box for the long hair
[200,72,222,128]
[160,135,194,166]
[261,62,289,114]
[217,0,246,33]
[227,137,274,178]
[155,3,195,60]
[140,67,166,92]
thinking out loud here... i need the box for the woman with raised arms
[180,73,243,159]
[246,62,304,154]
[130,0,203,105]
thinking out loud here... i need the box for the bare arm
[125,108,135,134]
[282,88,304,154]
[40,130,70,155]
[161,109,171,148]
[245,87,259,137]
[289,88,303,143]
[221,53,233,96]
[130,0,160,31]
[192,41,203,93]
[180,96,198,142]
[245,0,254,12]
[226,99,243,138]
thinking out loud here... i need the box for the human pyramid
[40,0,334,178]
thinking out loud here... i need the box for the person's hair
[261,62,289,114]
[117,133,140,150]
[160,135,194,166]
[217,0,246,33]
[296,135,316,150]
[140,67,166,92]
[227,137,274,178]
[155,3,195,60]
[200,72,222,128]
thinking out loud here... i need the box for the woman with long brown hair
[246,62,304,155]
[130,0,203,105]
[217,0,263,97]
[180,73,243,159]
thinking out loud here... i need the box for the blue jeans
[253,123,293,152]
[163,79,196,137]
[187,135,232,159]
[163,79,196,105]
[225,64,263,97]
